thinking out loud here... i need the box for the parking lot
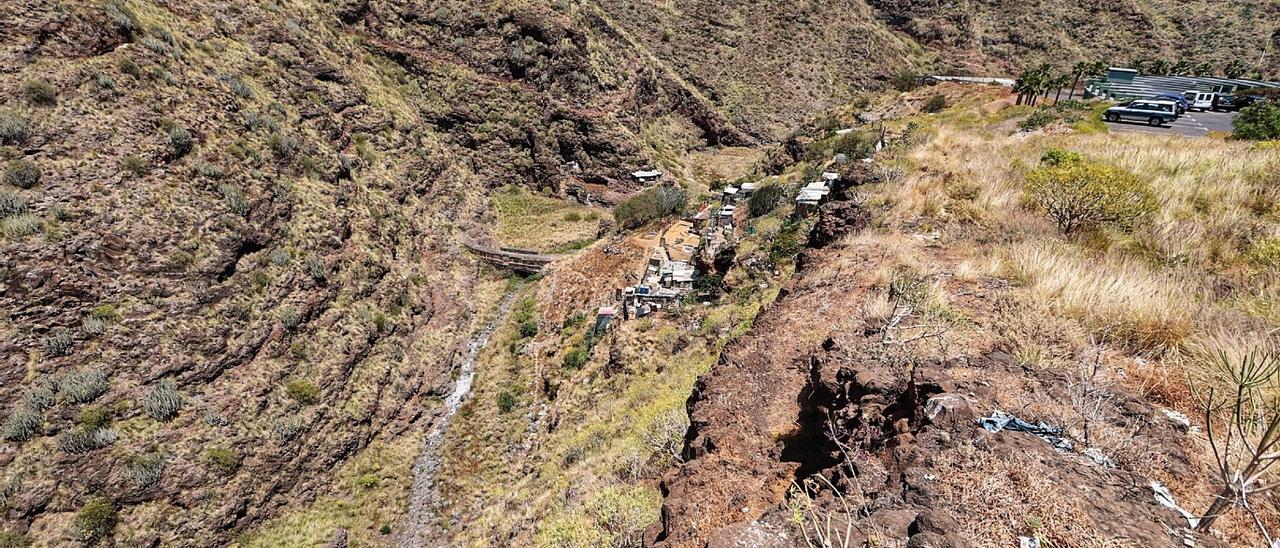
[1105,109,1237,137]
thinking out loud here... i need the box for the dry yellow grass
[1004,242,1200,354]
[856,101,1280,546]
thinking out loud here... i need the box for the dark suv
[1103,100,1178,126]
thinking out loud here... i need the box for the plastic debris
[1151,481,1200,528]
[1083,447,1116,468]
[978,411,1073,452]
[1019,537,1041,548]
[1162,409,1197,432]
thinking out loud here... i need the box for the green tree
[1232,101,1280,141]
[747,183,786,217]
[1025,160,1157,234]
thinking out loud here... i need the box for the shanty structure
[795,180,832,217]
[715,205,736,228]
[739,181,758,196]
[632,169,662,185]
[594,306,617,333]
[722,185,740,204]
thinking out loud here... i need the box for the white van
[1182,91,1216,112]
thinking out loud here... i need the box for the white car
[1182,91,1216,112]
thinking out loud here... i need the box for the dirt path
[398,291,518,547]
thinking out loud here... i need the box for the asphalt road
[1105,109,1237,137]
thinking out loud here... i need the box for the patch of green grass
[491,186,606,252]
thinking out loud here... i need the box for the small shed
[722,186,740,203]
[595,306,617,332]
[632,169,663,184]
[739,181,758,195]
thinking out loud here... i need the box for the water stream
[399,291,517,547]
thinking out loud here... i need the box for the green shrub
[205,446,241,474]
[2,406,42,442]
[0,214,38,239]
[117,57,142,78]
[193,160,224,179]
[44,330,75,358]
[58,369,109,403]
[1019,109,1056,132]
[614,186,687,229]
[356,473,379,489]
[273,416,303,443]
[284,379,319,404]
[1040,147,1082,166]
[0,111,31,145]
[21,80,56,106]
[168,126,193,157]
[1025,160,1157,234]
[891,70,919,92]
[305,255,327,282]
[268,132,299,160]
[20,382,55,412]
[746,183,786,217]
[922,94,948,113]
[72,497,117,543]
[279,306,301,329]
[121,154,149,176]
[563,346,589,369]
[218,184,248,216]
[269,247,291,266]
[0,191,26,218]
[497,391,518,413]
[1245,237,1280,268]
[0,531,30,548]
[75,405,112,429]
[227,77,253,98]
[126,452,167,486]
[1232,101,1280,140]
[81,315,107,336]
[57,427,117,453]
[379,524,392,535]
[141,36,169,55]
[142,380,183,421]
[4,160,39,189]
[90,304,121,322]
[249,270,271,291]
[563,211,583,222]
[105,1,139,35]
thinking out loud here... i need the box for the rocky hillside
[868,0,1280,76]
[1,0,1278,546]
[649,87,1280,547]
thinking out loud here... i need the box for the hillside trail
[398,290,518,547]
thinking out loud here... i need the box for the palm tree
[1052,72,1072,103]
[1225,60,1249,79]
[1068,61,1090,100]
[1149,59,1171,76]
[1015,66,1044,106]
[1171,60,1193,76]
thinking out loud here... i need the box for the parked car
[1144,99,1183,119]
[1103,100,1178,126]
[1215,94,1266,111]
[1151,94,1189,114]
[1182,91,1216,112]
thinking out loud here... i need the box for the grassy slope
[860,86,1280,543]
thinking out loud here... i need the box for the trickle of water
[400,291,517,547]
